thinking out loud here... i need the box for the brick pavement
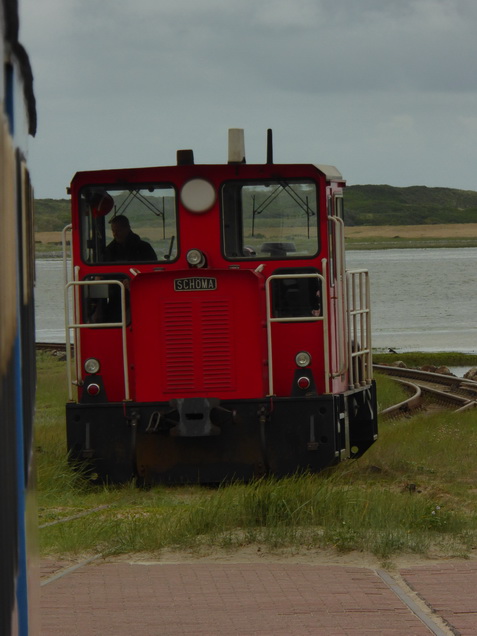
[40,559,454,636]
[401,561,477,636]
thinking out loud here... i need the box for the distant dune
[36,223,477,249]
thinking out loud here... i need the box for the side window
[80,185,177,264]
[328,194,344,286]
[271,268,322,319]
[334,194,344,219]
[82,274,130,326]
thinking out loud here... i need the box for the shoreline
[35,223,477,255]
[344,222,477,250]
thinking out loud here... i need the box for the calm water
[35,247,477,354]
[346,248,477,354]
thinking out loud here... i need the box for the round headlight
[186,249,206,267]
[180,178,216,213]
[84,358,100,374]
[295,351,311,368]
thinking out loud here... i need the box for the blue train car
[0,0,37,633]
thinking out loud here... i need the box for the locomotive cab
[64,130,377,484]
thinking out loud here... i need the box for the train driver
[105,215,157,262]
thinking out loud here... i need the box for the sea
[35,247,477,355]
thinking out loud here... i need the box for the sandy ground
[36,231,64,244]
[42,547,477,582]
[111,545,477,571]
[36,224,477,245]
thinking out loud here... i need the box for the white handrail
[61,224,72,287]
[265,267,329,396]
[328,216,347,377]
[64,279,130,401]
[346,269,372,389]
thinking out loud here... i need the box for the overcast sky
[19,0,477,199]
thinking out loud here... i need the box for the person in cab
[105,215,157,262]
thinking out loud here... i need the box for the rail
[346,269,372,389]
[375,364,477,415]
[64,279,130,401]
[62,224,73,286]
[328,216,347,378]
[379,379,423,419]
[265,267,329,395]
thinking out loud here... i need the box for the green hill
[35,199,70,231]
[34,185,477,232]
[344,185,477,226]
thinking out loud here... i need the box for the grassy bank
[345,223,477,250]
[36,352,477,564]
[373,351,477,368]
[345,236,477,250]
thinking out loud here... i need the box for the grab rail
[64,279,130,401]
[346,269,372,389]
[61,224,72,287]
[265,265,330,395]
[328,216,348,378]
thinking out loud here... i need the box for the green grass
[373,351,477,367]
[36,351,477,563]
[345,236,477,250]
[373,372,409,411]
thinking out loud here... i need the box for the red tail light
[297,376,311,390]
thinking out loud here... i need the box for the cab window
[222,179,318,259]
[80,184,177,264]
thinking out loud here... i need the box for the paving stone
[40,561,443,635]
[401,561,477,636]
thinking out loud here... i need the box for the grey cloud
[19,0,477,196]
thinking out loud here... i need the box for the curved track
[374,364,477,418]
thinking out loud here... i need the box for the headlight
[186,249,206,267]
[84,358,100,374]
[295,351,311,367]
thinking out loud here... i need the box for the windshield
[222,179,318,259]
[80,184,177,264]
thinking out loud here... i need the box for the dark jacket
[105,231,157,262]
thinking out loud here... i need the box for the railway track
[375,364,477,418]
[36,341,70,353]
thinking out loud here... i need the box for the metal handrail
[61,224,72,287]
[265,265,330,396]
[61,225,82,387]
[346,269,372,389]
[64,279,130,401]
[328,215,348,377]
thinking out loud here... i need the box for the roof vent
[228,129,246,164]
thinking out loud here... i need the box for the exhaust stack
[177,149,194,166]
[267,128,273,164]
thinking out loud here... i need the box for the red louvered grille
[164,299,234,392]
[164,302,195,390]
[202,301,233,390]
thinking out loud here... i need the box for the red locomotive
[64,130,377,484]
